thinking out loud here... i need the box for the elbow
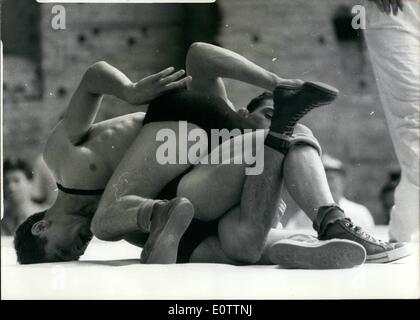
[81,61,110,89]
[90,60,108,70]
[85,61,109,78]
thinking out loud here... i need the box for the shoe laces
[285,107,312,133]
[343,218,382,243]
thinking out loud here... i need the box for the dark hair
[4,157,34,180]
[246,92,273,113]
[14,211,48,264]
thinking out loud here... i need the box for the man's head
[3,157,34,203]
[14,208,93,264]
[322,154,346,202]
[243,92,274,129]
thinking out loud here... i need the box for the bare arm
[62,61,190,144]
[186,42,302,109]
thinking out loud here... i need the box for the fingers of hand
[374,0,385,12]
[372,0,380,12]
[158,66,176,78]
[390,0,399,15]
[381,0,391,15]
[159,69,186,85]
[161,76,192,92]
[397,0,404,11]
[285,79,304,87]
[147,66,175,81]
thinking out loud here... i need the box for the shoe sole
[366,243,412,263]
[275,81,339,97]
[141,198,194,264]
[304,81,339,97]
[268,239,366,269]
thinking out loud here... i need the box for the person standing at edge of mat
[364,0,419,242]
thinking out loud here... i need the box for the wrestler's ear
[238,108,250,117]
[31,220,50,236]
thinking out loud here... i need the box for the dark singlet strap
[56,183,105,196]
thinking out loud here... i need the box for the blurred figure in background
[286,154,375,231]
[1,158,46,235]
[380,169,401,225]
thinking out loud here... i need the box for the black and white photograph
[1,0,419,302]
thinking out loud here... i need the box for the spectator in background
[286,154,375,231]
[380,169,401,225]
[1,158,46,235]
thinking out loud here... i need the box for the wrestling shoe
[271,81,339,135]
[265,81,339,153]
[316,207,412,263]
[140,197,194,264]
[268,234,366,269]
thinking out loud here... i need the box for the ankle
[269,73,283,91]
[265,131,291,154]
[313,204,345,236]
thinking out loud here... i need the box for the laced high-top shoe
[271,81,339,135]
[265,81,339,153]
[315,206,412,263]
[268,234,366,269]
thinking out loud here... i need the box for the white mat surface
[2,227,419,300]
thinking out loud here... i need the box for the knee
[177,175,218,221]
[294,123,314,136]
[290,124,322,155]
[186,42,210,74]
[90,211,116,241]
[187,42,205,61]
[220,225,264,264]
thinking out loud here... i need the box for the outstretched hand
[124,67,192,105]
[367,0,404,16]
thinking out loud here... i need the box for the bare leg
[186,42,302,107]
[217,146,284,263]
[190,225,296,265]
[177,123,329,264]
[283,145,335,221]
[92,122,196,240]
[178,132,286,264]
[189,205,366,269]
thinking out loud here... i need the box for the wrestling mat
[1,226,419,299]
